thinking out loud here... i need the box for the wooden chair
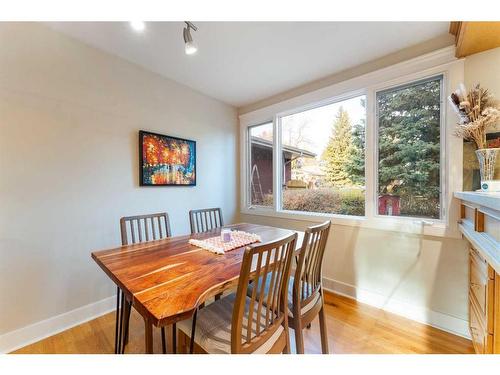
[246,221,331,353]
[289,221,331,354]
[117,212,173,354]
[177,232,297,354]
[189,207,224,234]
[188,208,225,302]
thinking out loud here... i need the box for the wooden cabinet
[455,192,500,354]
[449,22,500,58]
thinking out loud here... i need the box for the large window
[376,76,442,219]
[242,69,449,228]
[249,122,274,207]
[279,96,366,216]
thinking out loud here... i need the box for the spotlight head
[183,22,198,55]
[129,21,145,32]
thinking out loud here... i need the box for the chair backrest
[231,232,297,354]
[293,221,331,312]
[120,212,172,245]
[189,207,224,234]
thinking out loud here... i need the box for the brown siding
[250,144,291,202]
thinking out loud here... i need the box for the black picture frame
[139,130,196,186]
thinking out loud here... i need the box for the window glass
[249,122,274,207]
[279,95,366,215]
[376,76,442,219]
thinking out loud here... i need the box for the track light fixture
[183,21,198,55]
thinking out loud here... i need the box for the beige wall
[465,47,500,98]
[0,23,238,336]
[239,41,472,337]
[463,47,500,189]
[240,214,469,335]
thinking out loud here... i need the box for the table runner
[189,230,261,254]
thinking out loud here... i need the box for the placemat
[189,231,261,255]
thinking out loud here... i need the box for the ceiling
[47,22,451,108]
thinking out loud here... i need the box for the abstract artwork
[139,130,196,186]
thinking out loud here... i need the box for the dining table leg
[114,287,120,354]
[144,318,154,354]
[121,299,132,354]
[115,287,125,354]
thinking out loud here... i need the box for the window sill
[240,207,460,239]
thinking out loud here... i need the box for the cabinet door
[469,248,495,334]
[469,294,492,354]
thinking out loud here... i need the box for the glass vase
[475,147,499,184]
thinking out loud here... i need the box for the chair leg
[172,323,177,354]
[144,319,154,354]
[294,320,305,354]
[283,331,291,354]
[189,309,198,354]
[283,322,291,354]
[319,304,329,354]
[161,327,166,354]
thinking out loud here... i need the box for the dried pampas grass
[449,84,500,149]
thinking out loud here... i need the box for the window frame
[239,47,463,237]
[374,74,446,222]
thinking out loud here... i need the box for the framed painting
[139,130,196,186]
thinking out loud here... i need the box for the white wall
[0,22,238,345]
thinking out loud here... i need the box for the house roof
[251,136,316,158]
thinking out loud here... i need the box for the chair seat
[177,293,284,354]
[247,275,321,318]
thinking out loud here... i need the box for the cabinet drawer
[470,247,488,276]
[469,255,495,332]
[470,247,495,280]
[470,254,488,312]
[469,297,493,354]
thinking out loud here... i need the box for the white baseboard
[323,277,471,340]
[0,295,116,354]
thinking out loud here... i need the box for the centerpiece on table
[449,84,500,191]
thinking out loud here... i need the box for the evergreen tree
[322,107,354,186]
[345,97,366,185]
[377,79,441,201]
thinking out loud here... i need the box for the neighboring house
[250,136,316,203]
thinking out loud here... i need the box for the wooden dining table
[91,222,304,353]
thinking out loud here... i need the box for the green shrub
[400,196,440,218]
[262,188,438,218]
[263,188,365,216]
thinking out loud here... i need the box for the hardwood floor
[12,292,474,354]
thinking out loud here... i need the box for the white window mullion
[439,74,447,221]
[241,124,250,210]
[273,115,282,213]
[365,88,376,220]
